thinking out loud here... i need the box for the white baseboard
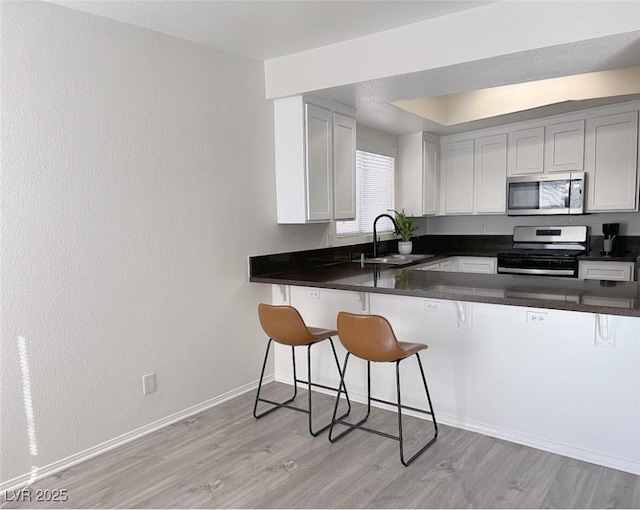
[0,376,270,493]
[274,373,640,475]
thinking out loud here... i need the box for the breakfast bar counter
[250,256,640,317]
[249,245,640,476]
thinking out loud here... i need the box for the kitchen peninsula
[249,242,640,476]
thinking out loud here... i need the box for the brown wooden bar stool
[329,311,438,466]
[254,303,351,436]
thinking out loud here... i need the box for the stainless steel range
[497,226,588,278]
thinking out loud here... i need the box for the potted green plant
[392,209,418,254]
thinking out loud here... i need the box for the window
[336,149,395,236]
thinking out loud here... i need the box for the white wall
[0,2,328,486]
[357,123,398,152]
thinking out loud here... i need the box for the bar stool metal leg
[253,339,298,419]
[329,353,438,466]
[303,339,352,436]
[396,354,438,466]
[255,337,351,435]
[329,354,373,442]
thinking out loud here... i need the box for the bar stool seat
[253,303,351,436]
[329,311,438,466]
[306,327,338,342]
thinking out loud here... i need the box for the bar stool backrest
[258,303,313,346]
[337,312,405,362]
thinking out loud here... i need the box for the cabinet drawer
[457,257,497,274]
[438,259,454,272]
[578,261,634,281]
[413,258,454,272]
[415,262,439,271]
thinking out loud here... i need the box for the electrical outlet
[424,300,440,312]
[526,311,548,324]
[309,289,320,299]
[143,373,156,395]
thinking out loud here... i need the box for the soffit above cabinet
[392,67,640,129]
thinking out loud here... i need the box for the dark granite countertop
[251,262,640,317]
[250,242,640,317]
[577,253,639,262]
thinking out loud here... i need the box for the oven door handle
[497,267,576,276]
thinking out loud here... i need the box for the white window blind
[336,149,395,236]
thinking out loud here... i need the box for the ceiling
[53,1,640,135]
[53,0,498,60]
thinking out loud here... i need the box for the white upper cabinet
[333,113,356,220]
[305,104,332,221]
[439,133,506,215]
[584,111,639,212]
[398,132,439,216]
[274,96,356,224]
[423,140,439,215]
[508,126,544,175]
[444,139,475,214]
[475,134,507,214]
[544,120,585,172]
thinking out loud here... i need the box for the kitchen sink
[362,253,434,265]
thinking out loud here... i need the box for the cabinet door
[544,120,585,172]
[578,261,634,281]
[585,111,639,212]
[475,134,507,214]
[305,104,332,221]
[508,127,544,175]
[444,139,474,214]
[422,140,439,215]
[398,132,423,216]
[333,113,356,220]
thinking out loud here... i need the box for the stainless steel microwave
[506,172,585,216]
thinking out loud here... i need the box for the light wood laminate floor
[2,382,639,509]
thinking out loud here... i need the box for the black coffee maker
[602,223,621,256]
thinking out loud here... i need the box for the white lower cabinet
[578,261,634,281]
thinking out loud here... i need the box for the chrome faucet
[372,213,400,258]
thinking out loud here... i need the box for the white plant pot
[398,241,412,255]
